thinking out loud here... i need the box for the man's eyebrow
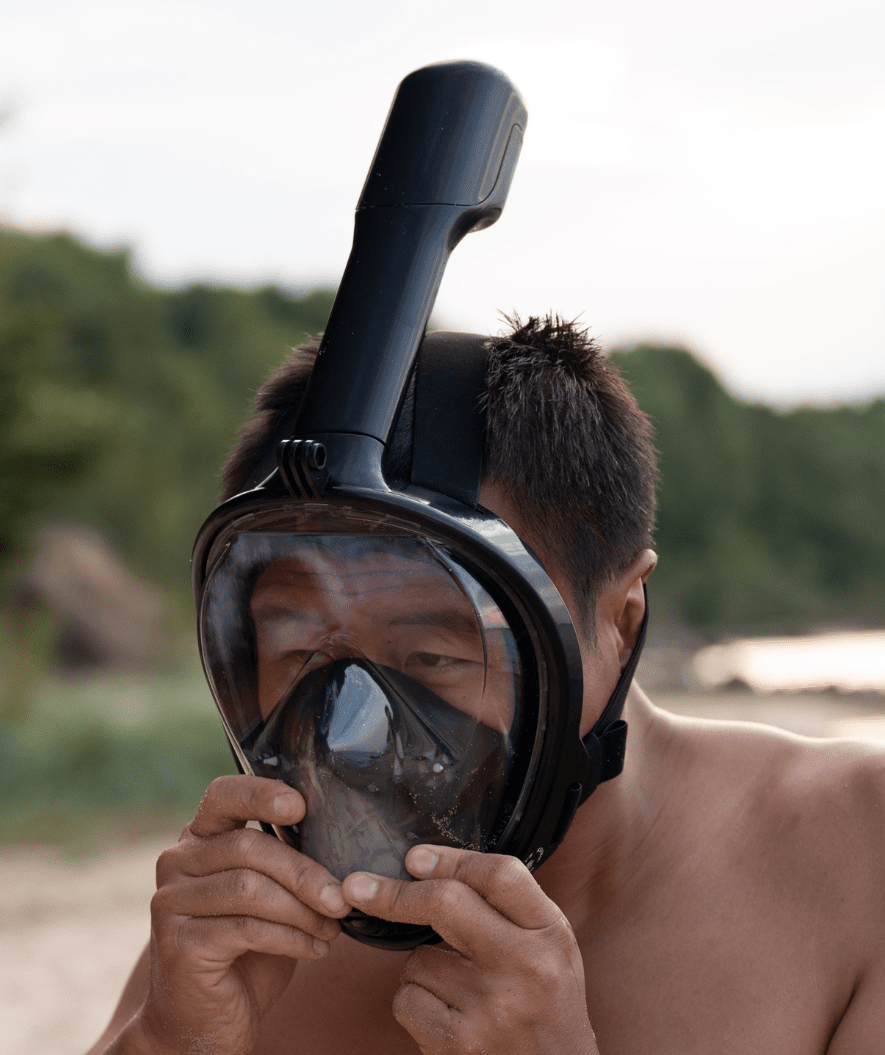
[387,608,477,637]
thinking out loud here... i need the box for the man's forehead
[251,538,463,600]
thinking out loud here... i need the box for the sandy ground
[3,691,885,1055]
[0,837,164,1055]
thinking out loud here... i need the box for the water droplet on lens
[432,763,444,773]
[367,783,379,794]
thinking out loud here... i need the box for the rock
[12,523,168,672]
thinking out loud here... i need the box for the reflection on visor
[200,532,522,880]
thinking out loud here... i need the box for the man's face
[249,538,518,733]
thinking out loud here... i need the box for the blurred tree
[611,344,885,632]
[0,296,113,576]
[0,228,333,594]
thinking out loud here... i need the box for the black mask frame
[192,61,647,950]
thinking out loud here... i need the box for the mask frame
[194,477,591,948]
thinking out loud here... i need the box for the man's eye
[284,649,331,670]
[406,652,458,669]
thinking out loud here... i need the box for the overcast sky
[1,0,883,406]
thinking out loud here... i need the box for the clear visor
[199,531,524,879]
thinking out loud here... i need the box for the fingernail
[312,938,329,957]
[320,881,346,913]
[407,847,439,876]
[347,873,378,903]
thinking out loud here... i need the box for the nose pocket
[247,657,510,875]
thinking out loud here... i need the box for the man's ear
[613,549,656,668]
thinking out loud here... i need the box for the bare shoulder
[761,735,885,1055]
[753,723,885,1053]
[653,707,885,1050]
[661,706,885,888]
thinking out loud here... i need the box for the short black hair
[220,314,657,631]
[482,314,657,629]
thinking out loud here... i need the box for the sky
[1,0,883,407]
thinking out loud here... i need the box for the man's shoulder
[592,702,885,1050]
[660,706,885,916]
[665,705,885,827]
[768,727,885,899]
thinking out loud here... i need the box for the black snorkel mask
[193,61,648,951]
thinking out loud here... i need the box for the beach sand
[3,690,884,1055]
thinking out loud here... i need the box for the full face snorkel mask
[193,61,648,950]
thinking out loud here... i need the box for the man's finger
[161,825,350,919]
[188,775,305,837]
[405,845,563,931]
[173,914,330,965]
[341,869,506,959]
[399,945,468,1013]
[152,870,341,942]
[391,980,460,1054]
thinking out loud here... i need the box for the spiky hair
[481,314,657,627]
[219,314,657,631]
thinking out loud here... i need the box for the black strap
[411,331,489,507]
[578,584,649,804]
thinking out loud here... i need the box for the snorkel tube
[194,62,615,949]
[287,61,526,490]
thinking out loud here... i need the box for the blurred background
[1,0,883,1052]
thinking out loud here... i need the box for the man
[88,316,885,1054]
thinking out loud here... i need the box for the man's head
[198,313,658,907]
[221,313,658,644]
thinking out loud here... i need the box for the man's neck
[531,685,675,932]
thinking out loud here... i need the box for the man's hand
[341,845,600,1055]
[135,776,352,1055]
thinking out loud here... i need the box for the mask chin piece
[343,908,443,950]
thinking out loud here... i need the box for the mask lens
[200,531,523,879]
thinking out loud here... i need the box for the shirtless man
[89,317,885,1055]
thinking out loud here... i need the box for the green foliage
[0,288,115,574]
[0,227,333,591]
[611,344,885,632]
[0,666,235,843]
[2,226,882,638]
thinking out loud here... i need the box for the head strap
[577,584,648,805]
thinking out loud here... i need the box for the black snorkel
[193,61,641,950]
[290,60,525,493]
